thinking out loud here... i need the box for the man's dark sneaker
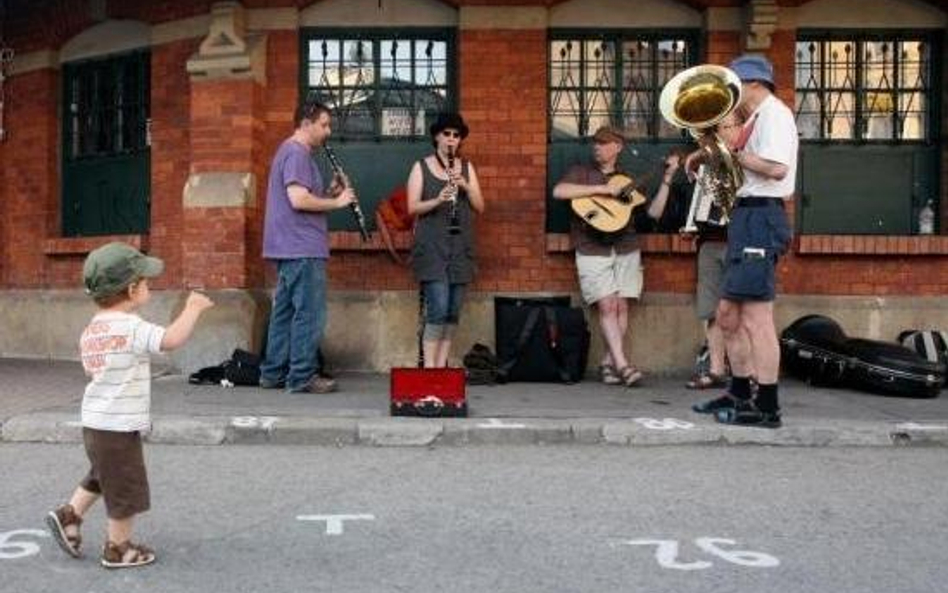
[715,401,782,429]
[691,394,736,414]
[289,375,337,394]
[258,377,285,389]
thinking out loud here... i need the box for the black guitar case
[846,338,945,399]
[780,315,946,398]
[780,315,851,387]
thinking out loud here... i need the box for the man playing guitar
[553,126,645,387]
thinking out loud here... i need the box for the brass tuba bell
[660,64,745,231]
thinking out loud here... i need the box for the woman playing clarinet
[406,112,485,368]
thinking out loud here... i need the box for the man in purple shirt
[259,100,355,393]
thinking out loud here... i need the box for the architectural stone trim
[186,2,266,83]
[459,7,547,30]
[152,15,212,47]
[705,7,742,32]
[59,19,151,63]
[183,172,257,208]
[744,0,778,50]
[247,7,300,30]
[782,0,947,29]
[550,0,701,28]
[11,50,59,74]
[299,0,457,27]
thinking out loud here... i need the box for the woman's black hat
[429,112,469,139]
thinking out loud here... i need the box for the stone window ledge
[45,235,148,256]
[796,235,948,255]
[330,231,411,252]
[545,233,698,254]
[545,233,948,256]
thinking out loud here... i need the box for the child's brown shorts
[80,428,150,519]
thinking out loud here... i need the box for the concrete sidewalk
[1,358,947,447]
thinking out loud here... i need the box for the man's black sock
[755,383,780,413]
[729,376,752,401]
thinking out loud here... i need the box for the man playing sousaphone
[553,126,645,387]
[682,55,797,428]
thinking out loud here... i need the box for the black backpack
[494,297,590,384]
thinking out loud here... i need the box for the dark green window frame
[795,30,940,143]
[298,28,457,234]
[61,50,151,237]
[299,28,457,141]
[546,30,699,234]
[794,31,943,235]
[548,29,699,141]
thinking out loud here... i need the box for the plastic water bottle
[919,200,935,235]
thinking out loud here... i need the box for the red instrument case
[390,367,467,417]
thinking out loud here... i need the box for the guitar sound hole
[584,211,598,221]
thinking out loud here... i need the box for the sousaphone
[659,64,744,231]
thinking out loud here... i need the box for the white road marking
[0,530,49,560]
[296,514,376,535]
[895,422,948,432]
[633,418,695,430]
[615,537,779,570]
[231,416,279,430]
[476,418,527,429]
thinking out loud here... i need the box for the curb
[3,413,948,447]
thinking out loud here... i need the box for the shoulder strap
[544,305,573,383]
[375,209,409,266]
[497,306,543,380]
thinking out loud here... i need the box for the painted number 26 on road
[617,537,779,570]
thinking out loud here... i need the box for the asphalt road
[2,444,946,593]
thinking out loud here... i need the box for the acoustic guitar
[570,173,648,234]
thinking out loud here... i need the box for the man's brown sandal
[101,540,156,569]
[599,364,622,385]
[46,504,83,558]
[619,365,644,387]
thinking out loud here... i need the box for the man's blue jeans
[260,258,327,390]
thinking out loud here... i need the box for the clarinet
[446,147,461,235]
[323,144,370,242]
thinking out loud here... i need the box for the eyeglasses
[441,130,461,138]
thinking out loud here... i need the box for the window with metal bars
[61,50,151,237]
[65,51,150,160]
[549,31,697,141]
[795,32,937,142]
[300,29,455,141]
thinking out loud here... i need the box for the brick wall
[457,28,577,294]
[149,39,200,290]
[2,2,947,299]
[0,70,59,288]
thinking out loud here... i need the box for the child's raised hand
[186,291,214,312]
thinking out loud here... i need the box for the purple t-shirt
[262,139,330,260]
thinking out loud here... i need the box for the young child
[46,242,213,568]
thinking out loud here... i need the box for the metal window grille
[65,50,150,160]
[549,31,696,141]
[795,33,937,142]
[301,29,455,141]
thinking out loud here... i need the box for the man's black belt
[735,197,784,209]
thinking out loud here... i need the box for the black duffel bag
[494,296,590,384]
[189,348,261,386]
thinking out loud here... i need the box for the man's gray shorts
[696,241,727,320]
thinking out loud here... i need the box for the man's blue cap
[729,54,774,86]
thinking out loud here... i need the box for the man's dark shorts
[80,428,150,519]
[722,198,792,302]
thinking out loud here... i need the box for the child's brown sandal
[46,504,83,558]
[101,540,156,569]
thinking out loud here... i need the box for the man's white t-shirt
[79,311,166,432]
[737,94,799,199]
